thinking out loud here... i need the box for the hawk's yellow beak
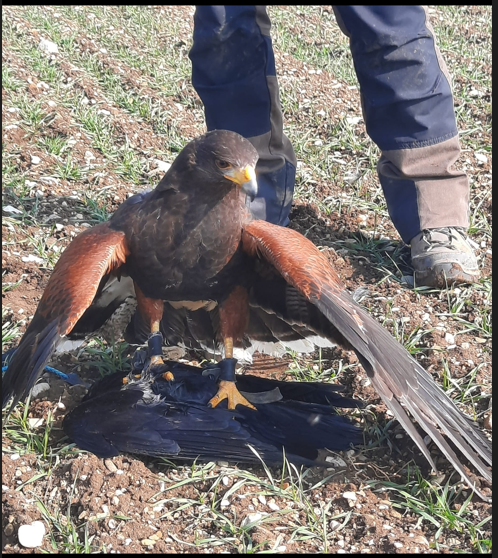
[224,165,258,199]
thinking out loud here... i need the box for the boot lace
[420,227,465,252]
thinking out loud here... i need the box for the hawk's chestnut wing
[2,223,129,413]
[242,220,491,497]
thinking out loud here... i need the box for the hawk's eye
[216,160,232,170]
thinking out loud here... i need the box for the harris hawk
[2,130,491,498]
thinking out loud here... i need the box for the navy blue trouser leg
[189,6,296,226]
[190,6,469,241]
[333,6,470,242]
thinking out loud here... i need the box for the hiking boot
[410,227,480,288]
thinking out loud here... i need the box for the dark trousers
[189,6,469,242]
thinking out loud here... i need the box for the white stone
[105,459,117,473]
[475,153,488,164]
[21,255,44,264]
[344,171,360,183]
[3,205,23,214]
[325,455,347,468]
[154,159,172,173]
[31,155,41,165]
[342,491,357,501]
[18,521,46,548]
[39,38,59,54]
[28,418,45,428]
[444,332,455,345]
[330,520,341,531]
[39,176,59,184]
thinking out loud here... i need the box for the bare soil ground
[2,5,492,554]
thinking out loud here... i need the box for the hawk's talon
[208,380,256,410]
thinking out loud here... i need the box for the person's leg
[189,6,296,226]
[333,6,479,287]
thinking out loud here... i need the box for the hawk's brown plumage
[2,130,491,499]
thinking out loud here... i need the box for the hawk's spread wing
[2,223,129,413]
[241,220,492,495]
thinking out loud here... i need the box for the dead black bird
[63,356,363,465]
